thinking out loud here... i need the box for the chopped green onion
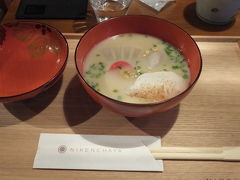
[86,62,106,79]
[172,65,179,69]
[117,96,122,100]
[90,82,99,89]
[86,70,91,74]
[95,73,101,78]
[183,74,189,79]
[113,89,118,93]
[136,66,141,70]
[165,45,176,56]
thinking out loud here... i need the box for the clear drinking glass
[90,0,132,22]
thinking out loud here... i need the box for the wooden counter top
[0,35,240,179]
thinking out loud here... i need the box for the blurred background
[0,0,11,22]
[0,0,239,35]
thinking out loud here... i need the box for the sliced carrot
[109,61,131,71]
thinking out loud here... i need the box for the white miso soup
[83,33,190,104]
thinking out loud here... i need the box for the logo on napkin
[57,145,122,154]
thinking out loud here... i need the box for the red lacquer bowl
[75,15,202,117]
[0,22,68,102]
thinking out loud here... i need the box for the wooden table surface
[1,0,240,36]
[0,35,240,179]
[1,0,240,179]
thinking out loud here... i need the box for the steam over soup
[83,33,190,103]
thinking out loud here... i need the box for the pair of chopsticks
[149,147,240,161]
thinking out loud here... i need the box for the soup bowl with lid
[75,15,202,117]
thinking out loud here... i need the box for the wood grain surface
[1,0,240,36]
[0,36,240,180]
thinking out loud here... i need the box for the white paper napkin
[33,133,163,172]
[140,0,175,11]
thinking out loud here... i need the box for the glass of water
[90,0,132,22]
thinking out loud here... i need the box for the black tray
[16,0,88,19]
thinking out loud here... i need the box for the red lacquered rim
[75,15,202,106]
[0,21,69,102]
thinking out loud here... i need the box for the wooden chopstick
[152,152,223,160]
[150,147,223,154]
[149,147,240,161]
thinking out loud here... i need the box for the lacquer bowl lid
[0,22,68,102]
